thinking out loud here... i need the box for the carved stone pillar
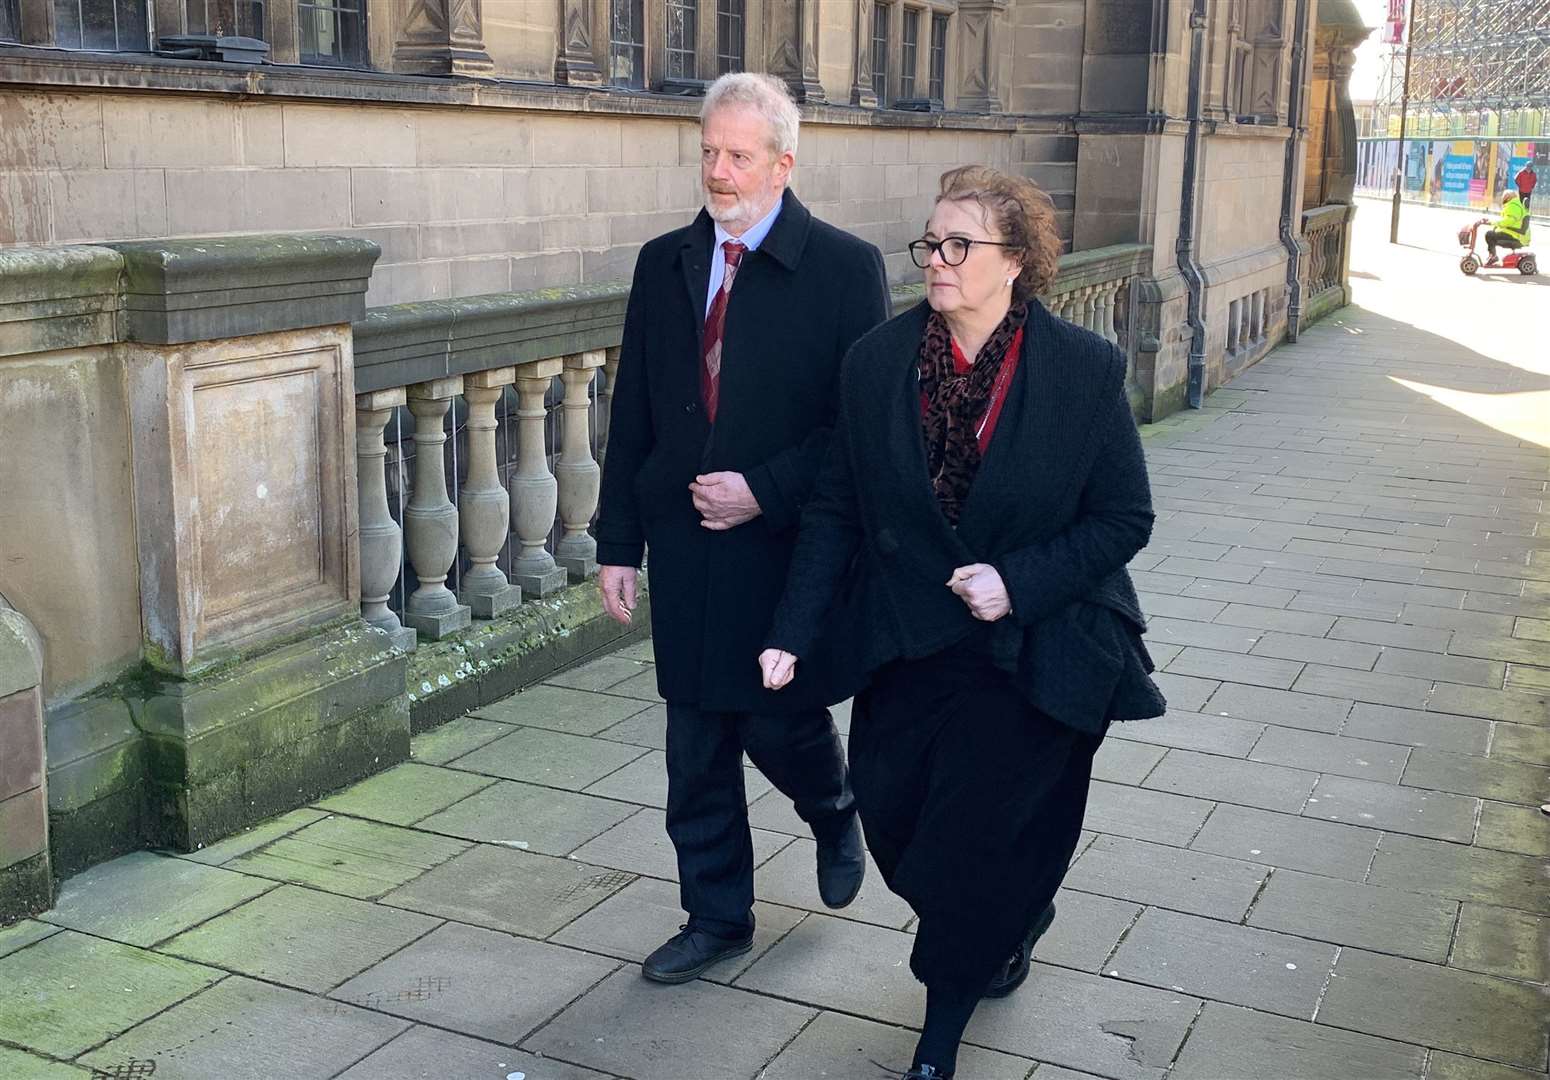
[957,0,1008,112]
[555,351,605,582]
[850,0,879,107]
[510,359,568,598]
[555,0,604,85]
[597,346,620,469]
[403,377,472,639]
[356,388,417,652]
[393,0,494,77]
[459,369,522,618]
[766,0,825,103]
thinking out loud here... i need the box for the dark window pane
[609,0,644,87]
[299,0,364,66]
[929,14,947,101]
[53,0,83,47]
[872,2,889,102]
[1,0,21,42]
[115,0,147,47]
[716,0,744,74]
[666,0,697,81]
[53,0,148,49]
[81,0,119,48]
[900,8,918,99]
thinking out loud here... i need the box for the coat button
[877,529,899,556]
[684,402,699,415]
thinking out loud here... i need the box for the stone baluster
[1101,286,1119,344]
[458,368,522,618]
[556,350,605,582]
[510,358,568,597]
[402,377,472,639]
[1081,289,1098,333]
[355,388,417,652]
[597,346,620,468]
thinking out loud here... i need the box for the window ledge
[0,45,1070,131]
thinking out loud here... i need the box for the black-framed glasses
[908,236,1017,268]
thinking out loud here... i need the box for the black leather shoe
[641,924,754,984]
[816,814,866,909]
[983,900,1057,999]
[903,1065,953,1079]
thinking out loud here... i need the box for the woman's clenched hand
[759,648,798,690]
[947,563,1012,621]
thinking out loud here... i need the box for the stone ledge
[106,234,380,344]
[0,245,122,360]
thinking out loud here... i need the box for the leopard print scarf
[918,303,1028,525]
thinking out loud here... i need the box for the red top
[922,327,1025,454]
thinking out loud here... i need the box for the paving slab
[448,726,650,790]
[1250,726,1410,783]
[1475,800,1550,857]
[1214,602,1339,636]
[752,838,913,929]
[381,844,633,938]
[39,851,274,948]
[548,876,804,984]
[1169,1002,1426,1080]
[160,884,440,993]
[1166,646,1305,689]
[1142,748,1317,812]
[1318,948,1549,1069]
[605,669,666,702]
[312,761,496,825]
[1110,709,1266,757]
[407,714,514,764]
[1080,780,1214,846]
[1401,749,1550,805]
[583,749,774,809]
[1368,833,1550,915]
[1090,737,1168,784]
[569,806,792,882]
[0,1046,90,1077]
[1428,1051,1550,1080]
[77,975,407,1080]
[1450,903,1549,985]
[330,921,617,1043]
[0,930,222,1058]
[1301,774,1478,842]
[1202,682,1352,733]
[1339,703,1491,755]
[546,654,654,692]
[337,1024,615,1080]
[761,1010,1037,1080]
[1148,672,1219,712]
[470,683,655,735]
[965,964,1202,1080]
[0,918,58,960]
[1190,803,1381,881]
[1062,835,1266,921]
[180,807,329,865]
[525,967,814,1080]
[594,701,669,749]
[1426,684,1550,725]
[1031,889,1142,973]
[733,913,923,1026]
[414,778,637,856]
[1246,869,1458,962]
[228,815,469,899]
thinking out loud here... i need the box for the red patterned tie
[701,240,746,423]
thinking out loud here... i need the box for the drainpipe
[1279,0,1314,341]
[1177,0,1211,407]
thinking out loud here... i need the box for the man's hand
[760,648,798,690]
[947,563,1012,622]
[690,472,762,531]
[598,564,639,625]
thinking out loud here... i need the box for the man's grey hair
[701,73,801,158]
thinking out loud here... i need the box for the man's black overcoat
[595,189,890,713]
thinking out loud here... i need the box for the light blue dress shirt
[705,197,784,318]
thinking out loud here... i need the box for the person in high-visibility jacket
[1485,190,1529,266]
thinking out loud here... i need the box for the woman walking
[760,166,1165,1079]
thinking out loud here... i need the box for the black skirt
[849,632,1102,993]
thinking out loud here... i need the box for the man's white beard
[704,189,775,232]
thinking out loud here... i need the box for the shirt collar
[714,196,784,253]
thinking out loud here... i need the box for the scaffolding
[1370,0,1550,139]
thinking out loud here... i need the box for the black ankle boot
[983,900,1056,999]
[904,1065,954,1079]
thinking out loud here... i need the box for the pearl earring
[1005,276,1014,287]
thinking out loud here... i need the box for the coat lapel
[679,210,715,356]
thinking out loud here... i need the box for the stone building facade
[0,1,1361,913]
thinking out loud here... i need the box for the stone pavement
[2,200,1548,1080]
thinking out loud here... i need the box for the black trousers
[850,639,1101,993]
[1485,229,1523,255]
[665,703,853,938]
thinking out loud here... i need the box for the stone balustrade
[1301,203,1357,325]
[350,243,1153,651]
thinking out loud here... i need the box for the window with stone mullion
[665,0,697,81]
[183,0,265,38]
[0,0,21,41]
[872,1,891,103]
[298,0,364,65]
[52,0,150,50]
[928,12,947,102]
[715,0,744,75]
[900,6,919,99]
[609,0,645,88]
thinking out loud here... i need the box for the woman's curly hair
[936,165,1062,301]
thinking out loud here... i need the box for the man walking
[595,73,890,983]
